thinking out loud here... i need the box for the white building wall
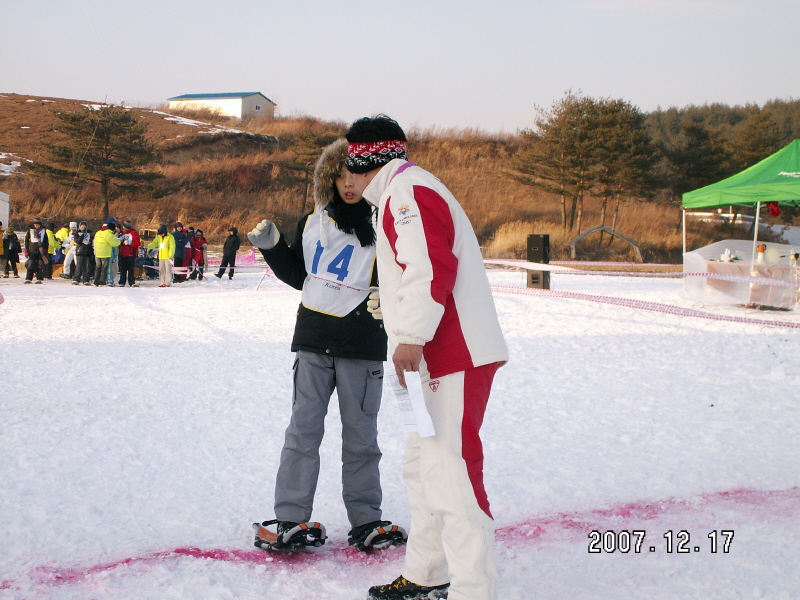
[241,95,275,119]
[168,98,244,118]
[0,192,9,229]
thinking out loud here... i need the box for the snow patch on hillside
[0,153,21,176]
[150,110,243,135]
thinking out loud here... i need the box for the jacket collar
[362,158,408,206]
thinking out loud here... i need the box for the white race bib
[301,210,375,317]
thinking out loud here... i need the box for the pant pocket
[361,362,384,415]
[291,355,300,405]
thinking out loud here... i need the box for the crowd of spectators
[0,218,242,287]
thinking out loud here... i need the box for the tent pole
[747,202,762,306]
[682,209,687,259]
[751,201,761,263]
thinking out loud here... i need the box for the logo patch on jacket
[429,380,440,392]
[394,204,419,227]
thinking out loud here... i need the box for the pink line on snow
[0,541,398,591]
[2,488,798,592]
[495,487,800,546]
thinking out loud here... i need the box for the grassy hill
[0,93,776,261]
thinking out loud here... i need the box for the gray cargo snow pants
[274,350,384,528]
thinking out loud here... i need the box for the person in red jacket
[118,221,141,287]
[188,229,208,280]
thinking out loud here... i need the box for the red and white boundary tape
[143,264,272,274]
[551,260,675,267]
[484,259,800,288]
[490,284,800,329]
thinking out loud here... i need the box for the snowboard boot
[348,520,407,551]
[253,519,326,553]
[367,575,449,600]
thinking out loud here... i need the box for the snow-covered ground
[0,153,21,177]
[0,269,798,600]
[771,224,800,246]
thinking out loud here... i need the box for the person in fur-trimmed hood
[247,138,406,554]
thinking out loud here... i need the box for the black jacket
[173,229,189,259]
[223,232,241,256]
[261,214,387,362]
[72,229,94,256]
[24,228,48,256]
[3,233,21,260]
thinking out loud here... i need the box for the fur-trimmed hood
[313,138,348,209]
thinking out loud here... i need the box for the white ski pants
[402,362,499,600]
[63,249,76,274]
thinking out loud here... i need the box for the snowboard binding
[348,520,408,551]
[253,519,327,553]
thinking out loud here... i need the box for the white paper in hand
[387,370,435,437]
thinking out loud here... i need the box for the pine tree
[32,104,163,219]
[507,92,600,231]
[508,93,654,236]
[592,99,656,243]
[660,120,731,200]
[727,106,781,170]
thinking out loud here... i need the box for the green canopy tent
[681,139,800,257]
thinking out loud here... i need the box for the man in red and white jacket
[347,116,508,600]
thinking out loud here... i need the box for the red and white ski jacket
[363,159,508,379]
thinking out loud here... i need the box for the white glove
[248,219,280,250]
[366,287,383,320]
[123,234,132,245]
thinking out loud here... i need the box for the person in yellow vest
[92,222,122,286]
[55,224,69,244]
[146,224,176,287]
[43,223,60,280]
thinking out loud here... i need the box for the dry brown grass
[3,94,791,255]
[239,114,347,139]
[155,103,234,125]
[482,198,760,263]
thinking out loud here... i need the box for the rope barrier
[551,261,676,267]
[484,259,800,288]
[490,284,800,329]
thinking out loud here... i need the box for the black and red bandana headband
[347,140,407,173]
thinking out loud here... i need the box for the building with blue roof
[167,92,275,119]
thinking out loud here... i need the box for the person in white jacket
[346,115,508,600]
[60,222,78,279]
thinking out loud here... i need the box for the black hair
[345,114,407,144]
[326,187,375,247]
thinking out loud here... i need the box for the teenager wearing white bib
[248,139,406,553]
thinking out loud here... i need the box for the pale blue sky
[3,0,799,131]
